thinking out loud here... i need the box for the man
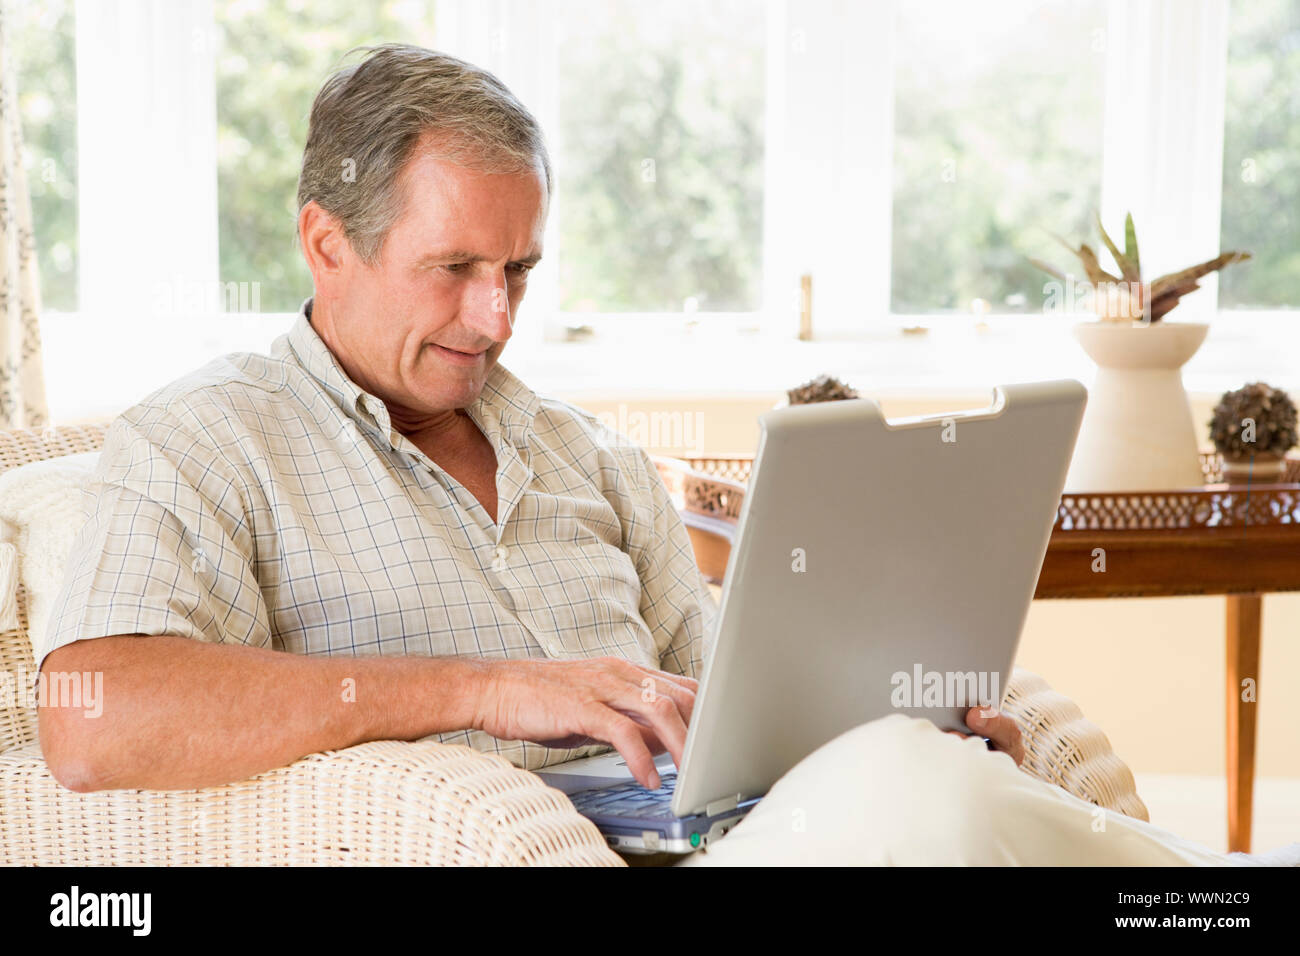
[36,45,1288,866]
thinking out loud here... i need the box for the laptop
[538,380,1087,855]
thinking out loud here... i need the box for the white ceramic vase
[1065,321,1209,492]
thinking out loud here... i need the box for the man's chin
[416,346,502,405]
[428,383,484,412]
[420,369,491,410]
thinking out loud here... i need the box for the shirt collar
[286,297,540,450]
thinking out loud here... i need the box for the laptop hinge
[705,793,743,817]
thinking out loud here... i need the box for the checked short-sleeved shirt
[42,298,718,771]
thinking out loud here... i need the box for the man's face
[325,136,548,419]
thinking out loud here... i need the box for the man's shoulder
[145,344,289,400]
[126,340,298,419]
[107,344,302,457]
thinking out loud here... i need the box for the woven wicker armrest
[0,739,625,866]
[1001,668,1150,822]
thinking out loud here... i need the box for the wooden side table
[1035,456,1300,853]
[655,451,1300,854]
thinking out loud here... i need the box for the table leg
[1225,594,1261,854]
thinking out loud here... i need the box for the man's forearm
[38,635,486,792]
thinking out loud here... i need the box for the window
[214,0,441,313]
[890,0,1106,315]
[1219,0,1300,310]
[11,0,77,312]
[553,0,765,314]
[212,0,767,319]
[12,0,1299,421]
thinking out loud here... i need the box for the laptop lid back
[670,380,1086,817]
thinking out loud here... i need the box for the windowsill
[516,311,1300,400]
[37,309,1300,423]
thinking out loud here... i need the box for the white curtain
[0,1,49,429]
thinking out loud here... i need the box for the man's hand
[469,657,698,789]
[949,707,1025,766]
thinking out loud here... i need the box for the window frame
[38,0,1294,415]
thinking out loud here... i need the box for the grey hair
[296,44,552,263]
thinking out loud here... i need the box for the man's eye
[443,262,469,274]
[508,263,533,276]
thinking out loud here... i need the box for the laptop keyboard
[567,773,679,819]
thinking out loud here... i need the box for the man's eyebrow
[417,249,543,266]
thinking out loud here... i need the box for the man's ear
[298,201,350,289]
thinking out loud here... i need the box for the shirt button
[491,545,510,571]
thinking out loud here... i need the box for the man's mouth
[431,344,487,366]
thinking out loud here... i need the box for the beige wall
[555,389,1300,780]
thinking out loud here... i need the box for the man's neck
[308,296,470,439]
[391,405,467,442]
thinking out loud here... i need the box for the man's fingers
[649,670,699,696]
[633,673,697,730]
[614,658,698,693]
[613,661,698,724]
[483,659,698,786]
[596,660,695,758]
[586,705,662,789]
[610,685,690,769]
[965,707,1024,766]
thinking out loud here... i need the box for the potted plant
[1030,213,1251,491]
[784,374,861,406]
[1209,383,1298,484]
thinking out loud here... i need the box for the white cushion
[0,542,20,631]
[677,712,1241,866]
[0,453,101,660]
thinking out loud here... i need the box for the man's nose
[461,272,514,342]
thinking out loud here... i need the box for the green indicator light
[690,832,701,848]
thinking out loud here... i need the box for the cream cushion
[0,452,100,659]
[679,713,1241,866]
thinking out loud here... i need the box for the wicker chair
[0,424,1147,867]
